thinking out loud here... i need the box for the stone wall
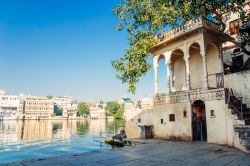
[125,99,230,145]
[173,55,186,91]
[224,70,250,105]
[205,100,227,144]
[126,102,192,141]
[189,46,203,89]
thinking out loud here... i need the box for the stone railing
[156,17,222,42]
[208,72,224,89]
[154,88,225,105]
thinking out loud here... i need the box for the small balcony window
[169,114,175,122]
[210,110,215,118]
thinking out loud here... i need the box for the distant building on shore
[62,103,77,118]
[89,106,106,119]
[52,96,72,108]
[24,96,54,119]
[0,90,24,120]
[118,98,132,105]
[52,96,77,118]
[124,97,153,121]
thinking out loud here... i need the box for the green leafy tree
[105,102,124,118]
[46,96,53,100]
[54,105,63,116]
[77,102,90,116]
[105,101,120,116]
[112,0,250,93]
[114,104,125,119]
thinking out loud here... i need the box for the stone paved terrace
[1,139,250,166]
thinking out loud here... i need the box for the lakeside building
[62,103,77,118]
[52,96,77,118]
[89,106,106,119]
[52,96,72,108]
[0,90,24,120]
[24,96,54,119]
[124,97,153,121]
[125,9,250,153]
[118,98,132,105]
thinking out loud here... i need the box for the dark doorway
[192,100,207,141]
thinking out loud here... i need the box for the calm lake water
[0,119,125,164]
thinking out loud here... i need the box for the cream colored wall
[224,70,250,104]
[125,99,231,146]
[125,102,192,140]
[204,100,228,144]
[189,48,203,89]
[206,44,221,88]
[173,57,186,91]
[124,103,143,121]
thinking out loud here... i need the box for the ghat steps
[226,88,250,153]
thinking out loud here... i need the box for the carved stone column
[164,52,172,94]
[184,57,191,90]
[166,62,171,93]
[169,63,174,92]
[218,45,224,73]
[153,56,159,95]
[201,50,208,89]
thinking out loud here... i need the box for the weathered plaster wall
[189,48,203,89]
[224,70,250,104]
[173,57,186,91]
[204,100,228,144]
[125,102,192,140]
[206,44,221,88]
[125,99,232,146]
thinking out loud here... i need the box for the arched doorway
[192,100,207,141]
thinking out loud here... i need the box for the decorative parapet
[156,17,222,43]
[154,88,225,105]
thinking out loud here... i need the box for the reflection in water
[0,119,124,164]
[76,120,89,135]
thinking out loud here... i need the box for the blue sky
[0,0,167,101]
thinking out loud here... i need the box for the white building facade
[89,107,106,119]
[24,96,54,119]
[52,96,77,118]
[52,96,72,108]
[0,90,24,120]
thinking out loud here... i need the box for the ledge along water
[0,119,125,164]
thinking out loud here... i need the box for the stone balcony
[154,88,225,105]
[155,17,222,43]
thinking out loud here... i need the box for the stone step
[239,133,250,139]
[243,114,250,119]
[245,145,250,151]
[245,119,250,125]
[234,125,250,132]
